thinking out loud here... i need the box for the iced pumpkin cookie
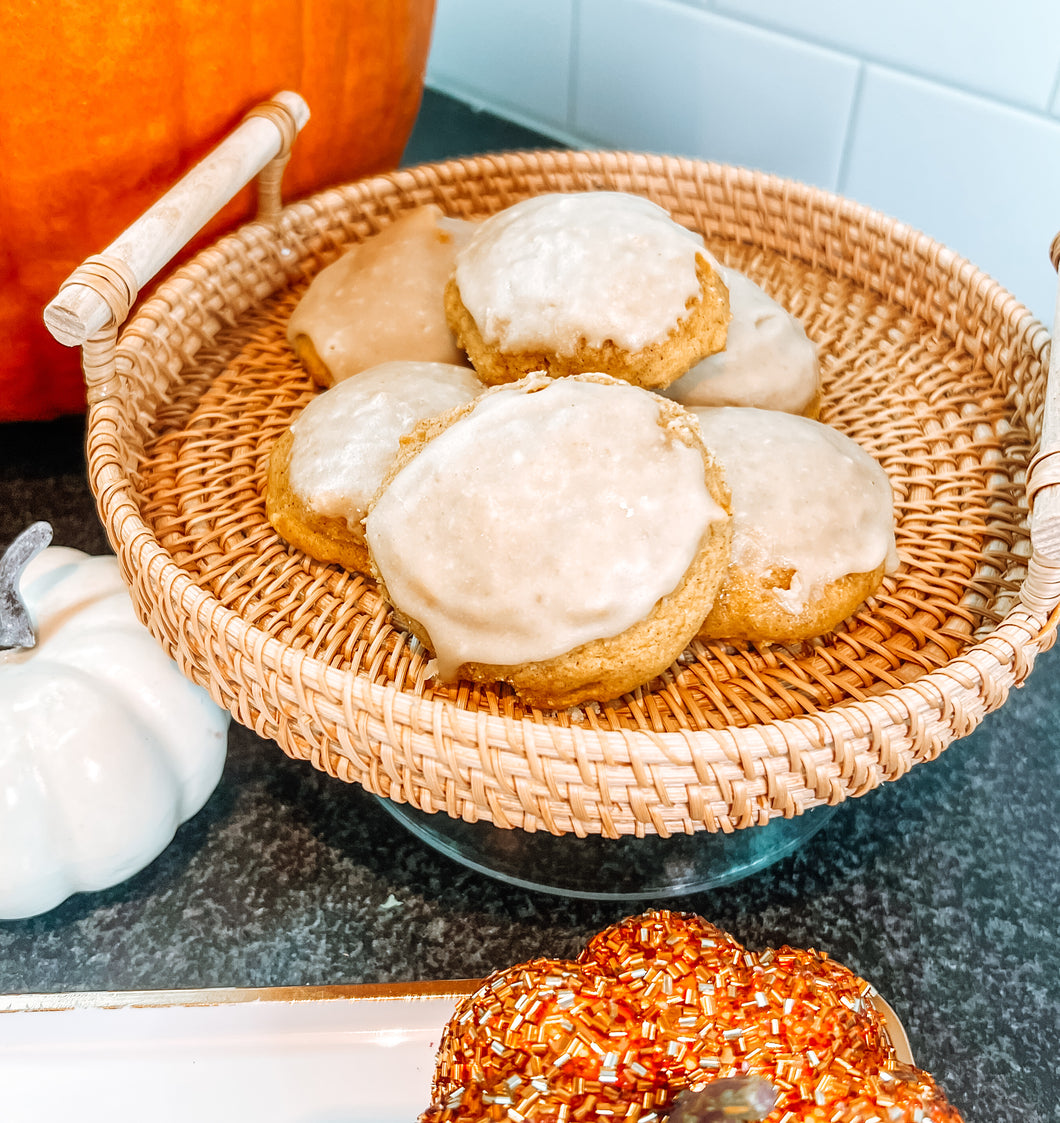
[444,192,730,390]
[664,257,820,416]
[692,407,897,644]
[266,361,485,573]
[364,375,733,709]
[288,205,476,387]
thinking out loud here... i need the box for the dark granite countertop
[1,90,1057,1123]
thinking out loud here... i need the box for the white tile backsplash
[710,0,1060,110]
[573,0,859,187]
[425,0,573,129]
[842,66,1060,326]
[425,0,1060,323]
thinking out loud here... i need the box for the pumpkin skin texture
[0,547,231,919]
[2,0,437,422]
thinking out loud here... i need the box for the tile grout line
[1047,56,1060,118]
[567,0,582,133]
[835,60,867,197]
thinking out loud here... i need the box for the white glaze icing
[452,192,707,353]
[664,260,818,413]
[366,377,728,677]
[692,407,897,610]
[288,361,484,531]
[288,205,475,381]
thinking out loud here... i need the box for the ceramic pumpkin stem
[0,522,53,649]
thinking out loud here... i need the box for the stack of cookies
[266,191,897,709]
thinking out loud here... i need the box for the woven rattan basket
[44,92,1060,843]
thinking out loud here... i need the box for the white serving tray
[0,980,475,1123]
[0,979,912,1123]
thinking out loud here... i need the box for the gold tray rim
[0,976,914,1064]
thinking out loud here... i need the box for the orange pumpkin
[2,0,437,422]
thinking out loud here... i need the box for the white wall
[426,0,1060,327]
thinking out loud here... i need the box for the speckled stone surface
[1,91,1057,1123]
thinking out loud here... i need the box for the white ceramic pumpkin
[0,524,230,919]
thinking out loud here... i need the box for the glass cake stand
[376,798,838,899]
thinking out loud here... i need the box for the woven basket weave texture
[81,149,1060,839]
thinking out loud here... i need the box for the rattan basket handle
[43,91,310,349]
[1020,237,1060,619]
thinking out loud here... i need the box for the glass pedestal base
[377,798,838,899]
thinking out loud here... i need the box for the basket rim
[89,146,1060,832]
